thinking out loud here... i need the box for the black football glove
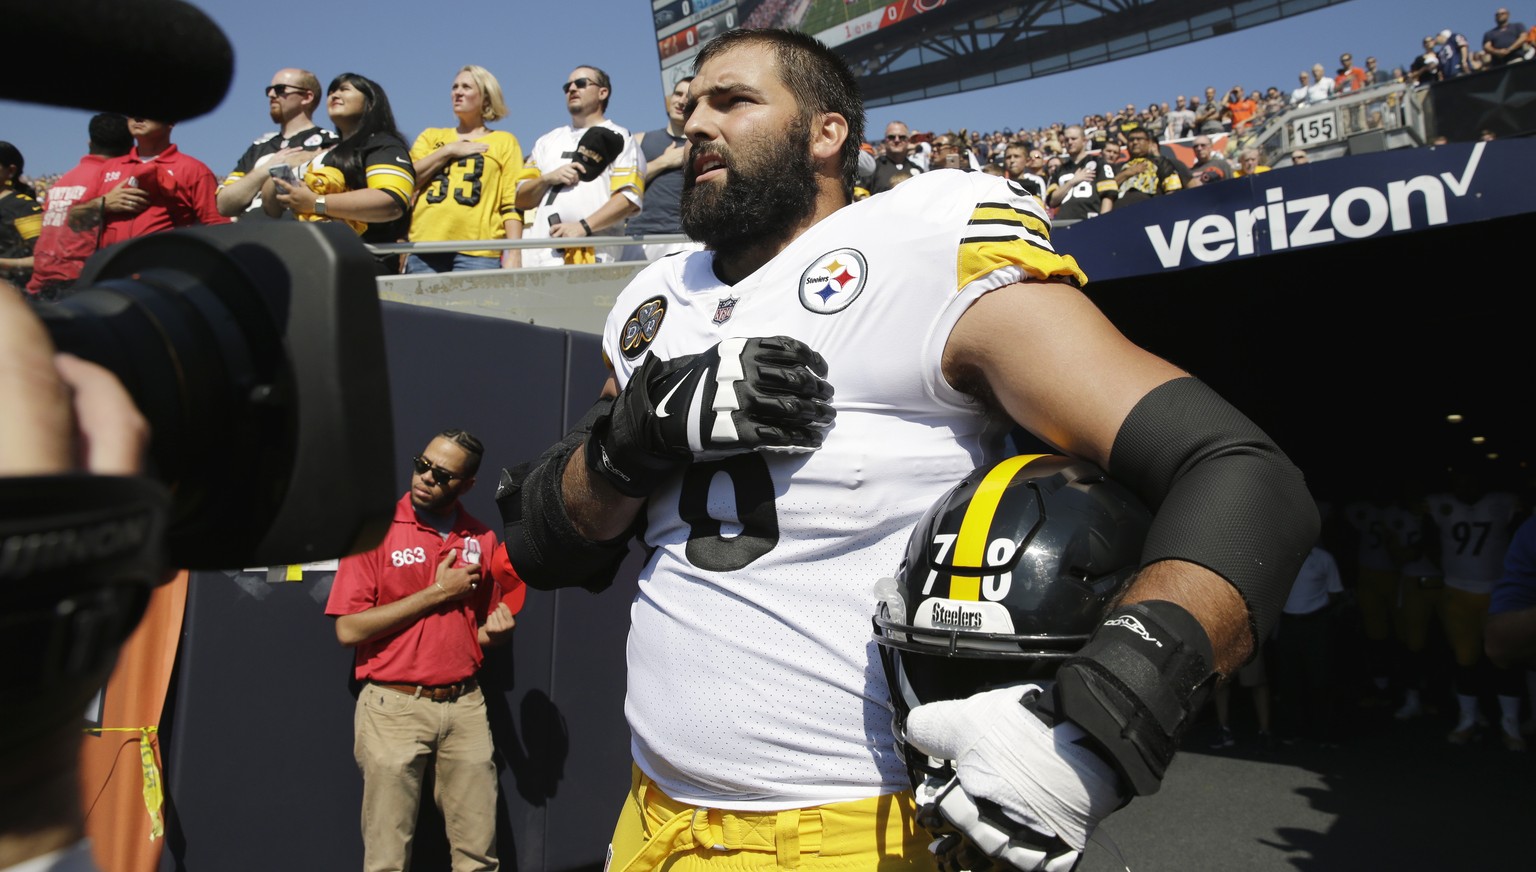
[585,336,835,497]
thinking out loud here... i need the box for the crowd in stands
[2,8,1526,290]
[857,8,1521,217]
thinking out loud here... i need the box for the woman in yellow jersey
[404,65,525,272]
[264,72,416,276]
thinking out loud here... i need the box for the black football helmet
[872,453,1152,788]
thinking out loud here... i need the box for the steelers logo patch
[798,248,867,315]
[620,296,667,359]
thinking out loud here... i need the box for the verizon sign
[1056,142,1519,282]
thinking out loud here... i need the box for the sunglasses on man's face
[886,134,909,142]
[412,456,465,487]
[562,77,599,94]
[265,84,310,98]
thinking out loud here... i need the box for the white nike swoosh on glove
[655,375,689,419]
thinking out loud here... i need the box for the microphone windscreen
[5,0,233,123]
[573,127,625,182]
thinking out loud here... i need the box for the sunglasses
[265,84,310,98]
[885,134,909,142]
[412,456,465,487]
[562,77,600,94]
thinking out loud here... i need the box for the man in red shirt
[326,429,525,872]
[26,114,132,300]
[69,117,228,250]
[1335,53,1370,94]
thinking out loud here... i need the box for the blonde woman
[406,65,525,271]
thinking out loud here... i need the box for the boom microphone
[6,0,233,123]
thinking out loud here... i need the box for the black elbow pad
[1107,377,1319,647]
[497,397,636,593]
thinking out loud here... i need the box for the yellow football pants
[607,766,938,871]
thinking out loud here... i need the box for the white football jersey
[601,170,1086,809]
[1425,492,1523,592]
[519,120,642,267]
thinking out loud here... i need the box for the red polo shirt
[326,494,526,685]
[27,154,110,293]
[98,143,229,248]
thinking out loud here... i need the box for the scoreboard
[652,0,949,90]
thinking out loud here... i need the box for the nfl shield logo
[712,296,738,326]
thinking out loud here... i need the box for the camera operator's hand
[432,548,483,601]
[0,285,147,477]
[906,685,1125,871]
[585,336,835,497]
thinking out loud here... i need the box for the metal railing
[368,233,693,259]
[1236,81,1427,167]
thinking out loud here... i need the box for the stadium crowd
[0,7,1520,292]
[859,11,1513,210]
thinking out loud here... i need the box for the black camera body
[37,221,396,568]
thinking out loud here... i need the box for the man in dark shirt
[624,76,696,260]
[1046,125,1115,220]
[1001,142,1046,198]
[871,121,923,192]
[1436,30,1473,79]
[216,68,339,219]
[1484,8,1530,67]
[1187,135,1234,187]
[1112,126,1189,209]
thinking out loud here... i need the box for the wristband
[579,218,592,236]
[1040,600,1215,796]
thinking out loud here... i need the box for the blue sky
[6,0,1486,177]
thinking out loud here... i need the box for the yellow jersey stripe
[958,237,1088,291]
[15,212,43,240]
[610,167,644,194]
[365,163,416,208]
[949,454,1045,600]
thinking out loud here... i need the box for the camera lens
[35,222,396,568]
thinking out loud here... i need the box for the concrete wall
[159,302,636,872]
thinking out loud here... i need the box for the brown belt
[371,678,477,702]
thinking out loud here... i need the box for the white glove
[906,684,1125,868]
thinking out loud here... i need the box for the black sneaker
[1210,727,1236,749]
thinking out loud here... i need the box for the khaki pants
[354,683,499,872]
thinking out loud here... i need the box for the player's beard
[681,115,817,256]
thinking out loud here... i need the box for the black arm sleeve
[496,397,638,592]
[1107,377,1319,647]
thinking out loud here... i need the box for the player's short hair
[88,114,132,156]
[438,429,484,476]
[696,28,866,202]
[460,64,510,122]
[574,65,613,112]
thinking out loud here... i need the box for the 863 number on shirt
[391,547,428,566]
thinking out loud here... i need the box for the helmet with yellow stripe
[872,454,1150,786]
